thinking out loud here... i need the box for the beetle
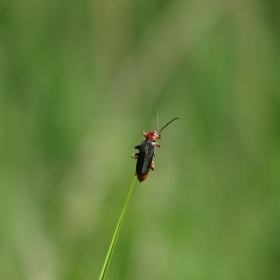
[131,112,179,182]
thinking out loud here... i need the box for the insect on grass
[132,112,179,182]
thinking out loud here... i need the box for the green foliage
[1,1,280,279]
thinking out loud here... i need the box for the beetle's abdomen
[136,173,149,182]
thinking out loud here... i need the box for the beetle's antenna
[152,111,159,131]
[160,117,179,132]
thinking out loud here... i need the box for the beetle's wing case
[136,138,156,175]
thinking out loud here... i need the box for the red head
[144,130,161,142]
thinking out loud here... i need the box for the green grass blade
[98,175,137,280]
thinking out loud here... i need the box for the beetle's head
[145,130,161,141]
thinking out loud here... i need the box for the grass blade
[98,175,137,280]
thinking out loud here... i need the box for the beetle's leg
[135,145,141,150]
[156,142,160,147]
[151,161,155,171]
[142,131,147,137]
[131,153,138,159]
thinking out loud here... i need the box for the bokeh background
[1,1,280,279]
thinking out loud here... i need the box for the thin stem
[98,175,137,280]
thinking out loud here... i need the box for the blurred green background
[1,1,280,279]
